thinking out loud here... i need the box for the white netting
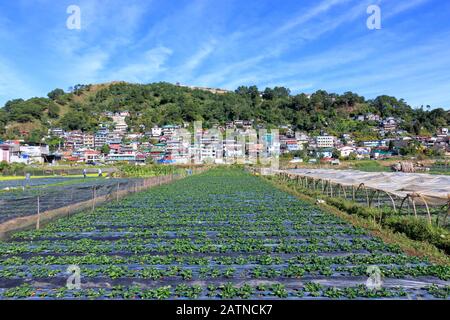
[284,169,450,206]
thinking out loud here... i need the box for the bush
[326,197,379,220]
[118,164,181,177]
[0,161,10,172]
[385,216,450,254]
[0,162,26,175]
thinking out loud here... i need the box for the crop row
[1,283,448,300]
[0,168,448,299]
[0,263,448,280]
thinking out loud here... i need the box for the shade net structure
[287,169,450,205]
[271,168,450,226]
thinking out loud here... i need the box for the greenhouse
[278,168,450,224]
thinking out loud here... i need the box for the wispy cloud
[183,41,217,74]
[109,46,173,83]
[384,0,431,18]
[0,0,448,108]
[192,0,372,89]
[275,0,353,35]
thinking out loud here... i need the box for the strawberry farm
[0,168,449,300]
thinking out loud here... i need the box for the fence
[0,167,117,177]
[0,167,207,238]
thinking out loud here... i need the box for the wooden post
[36,196,41,230]
[67,188,74,217]
[92,186,96,212]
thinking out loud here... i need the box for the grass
[349,160,391,172]
[428,169,450,176]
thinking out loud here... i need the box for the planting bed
[0,176,100,189]
[0,169,448,300]
[0,178,141,224]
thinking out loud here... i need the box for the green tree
[100,144,110,155]
[47,102,60,119]
[47,88,65,100]
[46,136,63,152]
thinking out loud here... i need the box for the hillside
[0,81,449,143]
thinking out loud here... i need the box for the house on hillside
[112,113,128,134]
[64,131,84,150]
[362,140,387,148]
[316,148,333,159]
[49,128,65,137]
[355,147,371,159]
[0,144,18,163]
[438,128,448,137]
[316,135,335,148]
[79,149,102,163]
[14,145,50,164]
[381,117,398,132]
[338,146,356,158]
[151,126,162,137]
[83,134,95,149]
[372,147,393,159]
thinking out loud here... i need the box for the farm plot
[0,176,99,189]
[0,178,141,224]
[0,169,448,300]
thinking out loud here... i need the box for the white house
[316,136,335,148]
[0,144,14,163]
[112,114,128,134]
[362,140,387,148]
[19,145,49,164]
[338,146,356,158]
[438,128,448,137]
[106,153,136,162]
[151,126,162,137]
[356,147,371,159]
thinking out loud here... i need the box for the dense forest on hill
[0,82,449,142]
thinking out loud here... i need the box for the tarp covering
[284,169,450,206]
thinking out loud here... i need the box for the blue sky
[0,0,449,109]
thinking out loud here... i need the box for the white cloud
[184,41,216,73]
[189,4,366,89]
[275,0,353,35]
[110,46,173,83]
[40,0,154,87]
[71,49,110,84]
[384,0,431,18]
